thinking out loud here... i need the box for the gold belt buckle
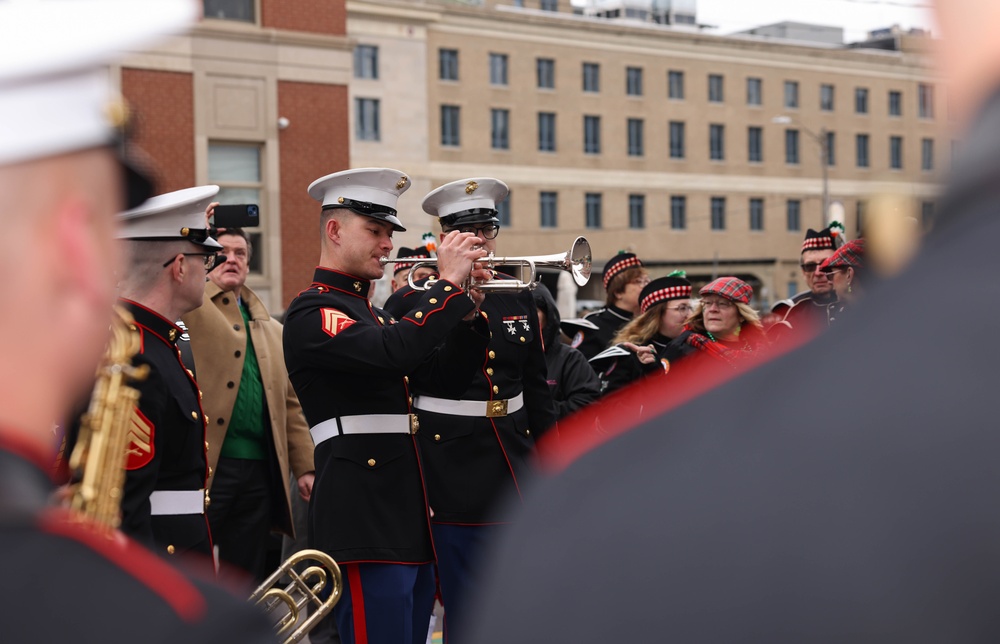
[486,399,508,418]
[409,413,420,434]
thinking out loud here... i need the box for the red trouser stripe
[347,563,368,644]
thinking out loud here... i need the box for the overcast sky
[698,0,934,42]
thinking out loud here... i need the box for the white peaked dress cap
[422,178,510,221]
[308,167,411,232]
[0,0,199,167]
[117,185,223,250]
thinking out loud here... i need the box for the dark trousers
[334,562,435,644]
[432,523,498,643]
[207,456,271,586]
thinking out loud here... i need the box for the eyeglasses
[448,224,500,239]
[162,252,221,270]
[700,299,735,310]
[800,262,825,273]
[821,266,850,275]
[666,304,693,314]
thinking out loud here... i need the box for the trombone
[382,235,592,292]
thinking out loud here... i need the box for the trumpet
[382,236,592,292]
[249,548,343,644]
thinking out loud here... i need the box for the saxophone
[67,306,149,530]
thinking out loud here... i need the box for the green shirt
[219,300,267,460]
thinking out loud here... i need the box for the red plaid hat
[801,226,840,252]
[393,245,433,275]
[699,277,753,304]
[639,275,692,313]
[819,238,865,271]
[602,252,643,289]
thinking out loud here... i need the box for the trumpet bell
[567,236,593,287]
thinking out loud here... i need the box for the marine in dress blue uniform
[388,178,557,638]
[283,168,490,644]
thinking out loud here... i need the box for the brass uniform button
[203,414,209,425]
[526,429,531,436]
[429,298,438,304]
[168,329,178,342]
[204,494,211,508]
[205,441,210,451]
[486,368,494,376]
[404,376,409,384]
[519,336,526,343]
[492,385,499,394]
[434,434,441,441]
[408,396,413,405]
[190,411,198,420]
[415,311,424,319]
[198,390,203,400]
[185,368,194,378]
[368,458,376,467]
[208,467,214,477]
[444,286,453,292]
[489,350,496,360]
[167,545,175,555]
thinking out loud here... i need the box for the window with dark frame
[629,194,645,229]
[355,98,380,141]
[825,131,835,166]
[354,45,378,79]
[627,118,644,156]
[785,129,800,164]
[540,191,558,228]
[820,84,835,111]
[748,126,763,163]
[668,70,684,99]
[583,62,600,92]
[490,53,508,86]
[889,90,902,116]
[439,48,459,81]
[626,67,643,96]
[711,197,726,230]
[671,195,686,230]
[855,87,868,114]
[440,105,460,147]
[710,123,725,160]
[584,115,601,154]
[784,80,799,108]
[669,121,685,159]
[856,134,870,168]
[747,77,762,106]
[537,58,555,89]
[585,193,602,229]
[208,141,264,274]
[708,74,724,103]
[786,199,801,232]
[890,135,903,169]
[497,193,511,227]
[538,112,556,152]
[491,109,510,150]
[922,137,934,171]
[749,198,764,231]
[204,0,254,22]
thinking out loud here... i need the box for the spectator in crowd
[820,238,866,323]
[770,226,843,333]
[391,245,436,292]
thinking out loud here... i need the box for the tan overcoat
[184,281,314,536]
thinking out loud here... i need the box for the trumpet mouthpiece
[379,257,390,265]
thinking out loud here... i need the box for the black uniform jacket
[463,92,1000,644]
[561,304,633,362]
[283,267,489,564]
[119,299,211,559]
[388,278,558,524]
[0,436,273,643]
[590,333,673,395]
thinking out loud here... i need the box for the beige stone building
[348,0,944,310]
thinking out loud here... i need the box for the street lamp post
[773,115,829,226]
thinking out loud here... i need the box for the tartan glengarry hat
[820,238,866,271]
[639,275,692,314]
[392,245,434,275]
[602,252,644,289]
[308,168,411,232]
[700,277,753,305]
[422,177,509,227]
[117,185,223,250]
[802,226,841,252]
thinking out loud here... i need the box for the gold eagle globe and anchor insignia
[395,176,408,190]
[465,180,479,194]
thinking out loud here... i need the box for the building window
[710,197,726,230]
[784,80,799,108]
[629,194,645,229]
[709,123,725,161]
[855,87,868,114]
[540,0,557,10]
[856,200,866,234]
[708,74,724,103]
[204,0,254,22]
[785,129,800,164]
[489,53,508,86]
[748,126,763,163]
[890,135,903,169]
[889,90,902,116]
[537,58,555,89]
[856,134,870,168]
[919,83,934,119]
[922,137,934,171]
[786,199,801,232]
[583,62,600,92]
[208,142,263,273]
[439,48,459,81]
[355,98,380,141]
[747,77,762,106]
[440,105,461,147]
[669,121,685,159]
[668,70,684,99]
[820,84,835,111]
[749,198,764,231]
[670,196,686,230]
[497,193,511,227]
[585,193,602,229]
[540,191,558,228]
[626,67,643,96]
[537,112,556,152]
[627,118,644,157]
[354,45,378,79]
[584,115,601,154]
[491,109,510,150]
[825,131,835,166]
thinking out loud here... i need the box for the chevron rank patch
[125,407,154,470]
[321,308,356,337]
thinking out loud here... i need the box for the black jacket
[560,304,633,362]
[532,285,601,420]
[283,267,488,562]
[590,333,673,396]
